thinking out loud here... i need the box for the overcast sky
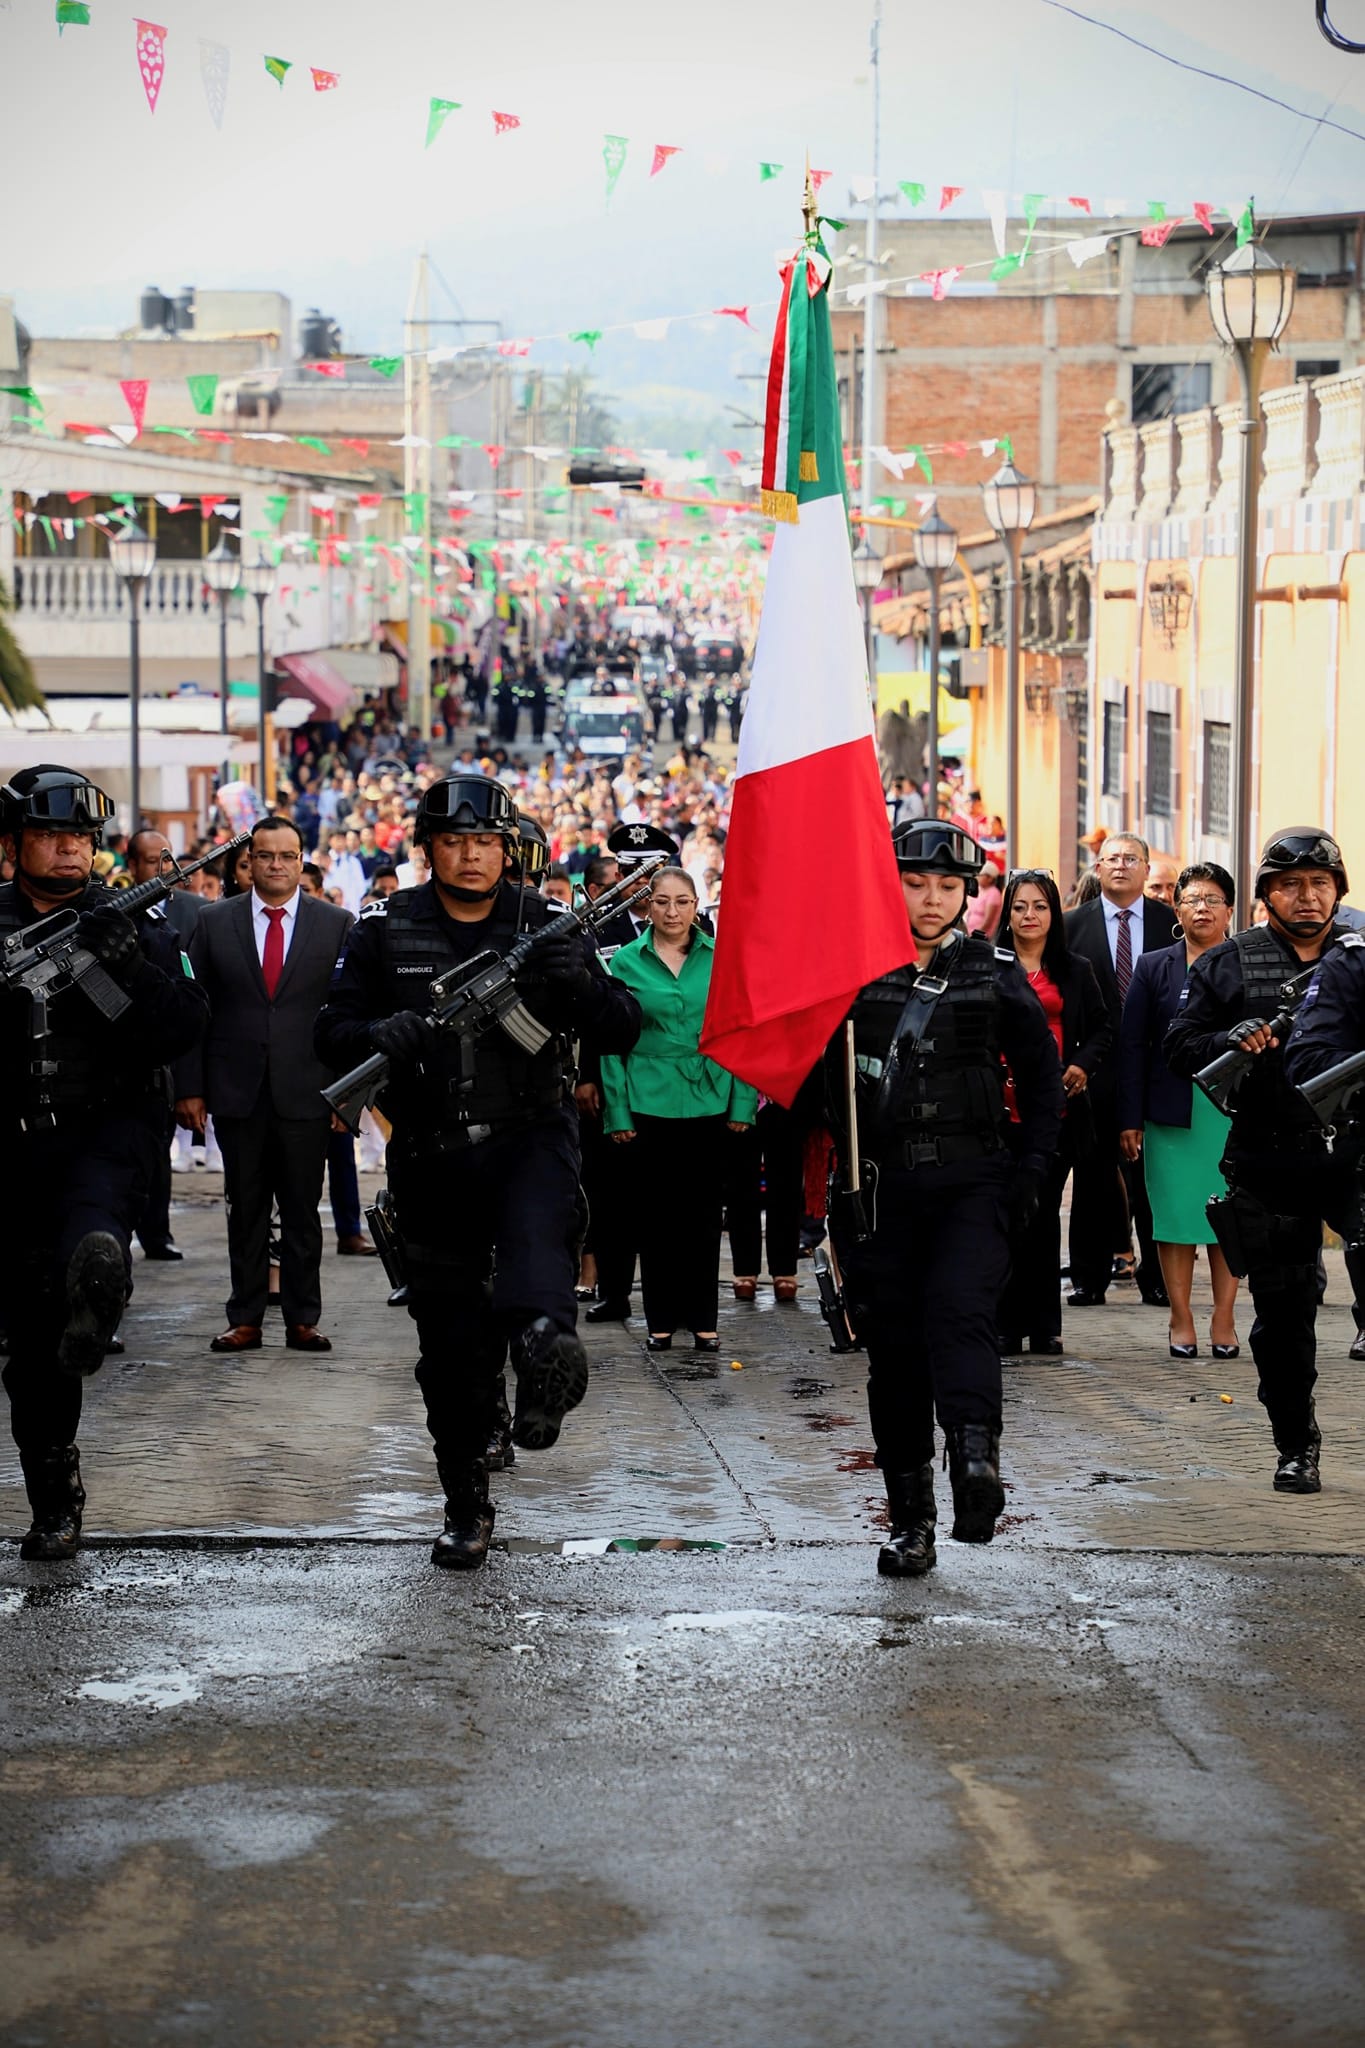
[6,0,1365,399]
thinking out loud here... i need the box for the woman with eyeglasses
[1118,864,1240,1358]
[995,869,1112,1353]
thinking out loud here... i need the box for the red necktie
[1115,907,1133,1003]
[262,905,286,999]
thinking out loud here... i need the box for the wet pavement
[2,1175,1364,2045]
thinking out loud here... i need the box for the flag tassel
[761,488,799,523]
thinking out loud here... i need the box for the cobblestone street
[2,1177,1363,2047]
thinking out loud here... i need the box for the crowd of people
[6,590,1365,1575]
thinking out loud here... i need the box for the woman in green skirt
[1118,864,1241,1358]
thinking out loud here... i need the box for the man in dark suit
[126,830,202,1264]
[173,816,353,1352]
[1064,831,1174,1306]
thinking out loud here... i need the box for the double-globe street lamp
[202,539,239,788]
[913,506,959,816]
[982,461,1037,872]
[108,520,157,830]
[1206,240,1296,919]
[241,554,278,801]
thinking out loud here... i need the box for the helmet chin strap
[434,875,502,905]
[18,857,89,900]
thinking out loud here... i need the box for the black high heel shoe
[1211,1341,1240,1359]
[1169,1337,1199,1359]
[692,1334,721,1354]
[645,1334,672,1352]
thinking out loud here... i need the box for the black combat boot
[1273,1407,1322,1494]
[19,1446,85,1561]
[485,1373,515,1472]
[58,1231,127,1377]
[431,1460,495,1569]
[945,1423,1005,1543]
[510,1317,589,1451]
[878,1465,937,1577]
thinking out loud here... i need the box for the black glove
[528,917,590,995]
[370,1010,438,1066]
[77,903,140,983]
[1227,1018,1269,1049]
[1008,1168,1041,1237]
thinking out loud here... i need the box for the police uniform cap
[606,822,680,868]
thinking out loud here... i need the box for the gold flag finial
[802,154,818,241]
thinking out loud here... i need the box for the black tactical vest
[378,889,571,1132]
[851,933,1008,1160]
[1228,925,1343,1148]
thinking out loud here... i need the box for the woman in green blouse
[601,868,757,1352]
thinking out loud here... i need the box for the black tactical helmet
[413,773,518,846]
[1255,827,1349,901]
[890,818,985,897]
[0,764,116,839]
[516,812,549,878]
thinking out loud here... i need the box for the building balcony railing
[12,558,218,624]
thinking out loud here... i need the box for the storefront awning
[274,652,356,718]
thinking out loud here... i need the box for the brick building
[831,211,1365,526]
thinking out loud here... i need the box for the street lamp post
[982,462,1037,871]
[203,539,239,788]
[913,506,959,816]
[852,538,881,706]
[108,520,157,831]
[1207,240,1296,918]
[241,555,278,803]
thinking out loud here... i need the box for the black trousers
[1229,1150,1358,1445]
[580,1105,639,1303]
[841,1158,1013,1467]
[634,1114,729,1335]
[327,1128,362,1239]
[214,1092,330,1327]
[135,1098,175,1254]
[1068,1094,1157,1295]
[998,1125,1077,1342]
[725,1101,803,1278]
[391,1112,581,1468]
[3,1111,158,1455]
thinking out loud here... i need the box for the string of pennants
[41,10,1263,241]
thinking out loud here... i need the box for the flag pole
[843,1017,862,1199]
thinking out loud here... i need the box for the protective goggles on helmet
[891,820,984,871]
[417,776,517,834]
[1,773,116,832]
[1261,833,1344,872]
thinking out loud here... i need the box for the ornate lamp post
[1207,239,1295,915]
[108,520,156,829]
[852,538,881,704]
[203,539,239,787]
[913,505,958,815]
[241,555,278,801]
[982,461,1037,870]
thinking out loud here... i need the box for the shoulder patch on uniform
[360,899,389,920]
[1338,930,1365,949]
[993,945,1015,963]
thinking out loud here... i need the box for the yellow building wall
[1257,552,1334,844]
[1331,553,1365,891]
[962,646,1066,871]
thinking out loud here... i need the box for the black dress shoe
[1141,1288,1171,1309]
[585,1298,630,1324]
[1351,1329,1365,1363]
[388,1284,410,1308]
[1066,1289,1107,1307]
[1029,1335,1064,1355]
[645,1334,672,1352]
[691,1335,721,1354]
[142,1242,184,1262]
[997,1332,1025,1356]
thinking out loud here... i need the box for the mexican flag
[701,231,911,1105]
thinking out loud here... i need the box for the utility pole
[858,0,883,530]
[404,248,433,743]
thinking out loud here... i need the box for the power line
[1035,0,1365,146]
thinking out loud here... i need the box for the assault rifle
[323,853,669,1135]
[1298,1048,1365,1132]
[1194,965,1320,1115]
[1,833,248,1132]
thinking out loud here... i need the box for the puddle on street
[77,1669,202,1710]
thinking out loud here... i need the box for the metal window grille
[1146,710,1173,818]
[1203,721,1231,836]
[1102,699,1126,800]
[1131,361,1213,425]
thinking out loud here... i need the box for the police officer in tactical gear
[314,774,641,1570]
[1166,828,1359,1494]
[829,819,1063,1575]
[0,765,208,1559]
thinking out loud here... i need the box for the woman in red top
[996,869,1112,1354]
